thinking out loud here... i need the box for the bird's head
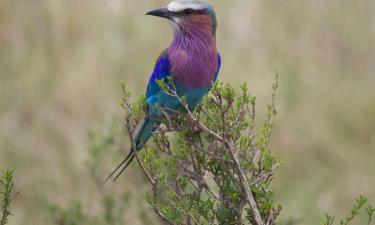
[146,0,217,37]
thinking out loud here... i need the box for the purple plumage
[169,12,218,90]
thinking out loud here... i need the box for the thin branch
[236,200,245,225]
[229,145,265,225]
[191,143,231,164]
[165,85,226,143]
[124,121,155,185]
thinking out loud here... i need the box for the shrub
[323,195,375,225]
[0,170,18,225]
[117,75,281,225]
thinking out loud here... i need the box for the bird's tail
[105,117,158,182]
[133,117,158,151]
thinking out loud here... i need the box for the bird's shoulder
[146,49,172,98]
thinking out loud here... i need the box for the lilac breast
[168,47,218,90]
[167,18,219,90]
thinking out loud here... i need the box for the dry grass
[0,0,374,224]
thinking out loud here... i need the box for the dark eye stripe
[176,8,206,16]
[183,8,194,14]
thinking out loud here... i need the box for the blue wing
[214,53,221,82]
[146,49,171,99]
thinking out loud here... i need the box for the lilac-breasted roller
[107,0,221,181]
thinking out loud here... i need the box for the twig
[191,143,231,164]
[165,85,226,143]
[229,145,265,225]
[124,121,155,185]
[236,200,245,225]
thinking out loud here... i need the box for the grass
[0,0,374,224]
[0,170,17,225]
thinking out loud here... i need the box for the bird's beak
[146,8,174,19]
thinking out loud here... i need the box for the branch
[191,143,231,164]
[165,84,226,143]
[229,145,265,225]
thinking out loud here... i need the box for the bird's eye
[183,8,194,14]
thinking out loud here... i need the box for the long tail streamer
[104,150,135,183]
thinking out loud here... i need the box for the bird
[106,0,221,182]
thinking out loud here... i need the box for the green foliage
[367,206,375,225]
[120,76,281,225]
[324,214,335,225]
[323,195,375,225]
[0,170,17,225]
[47,201,87,225]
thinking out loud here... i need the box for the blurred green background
[1,0,374,224]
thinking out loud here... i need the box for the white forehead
[167,0,209,12]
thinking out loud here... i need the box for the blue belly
[146,83,209,117]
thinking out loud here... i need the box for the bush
[0,170,18,225]
[116,76,281,225]
[323,195,375,225]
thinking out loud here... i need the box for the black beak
[146,8,174,19]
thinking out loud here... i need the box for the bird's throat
[168,17,218,90]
